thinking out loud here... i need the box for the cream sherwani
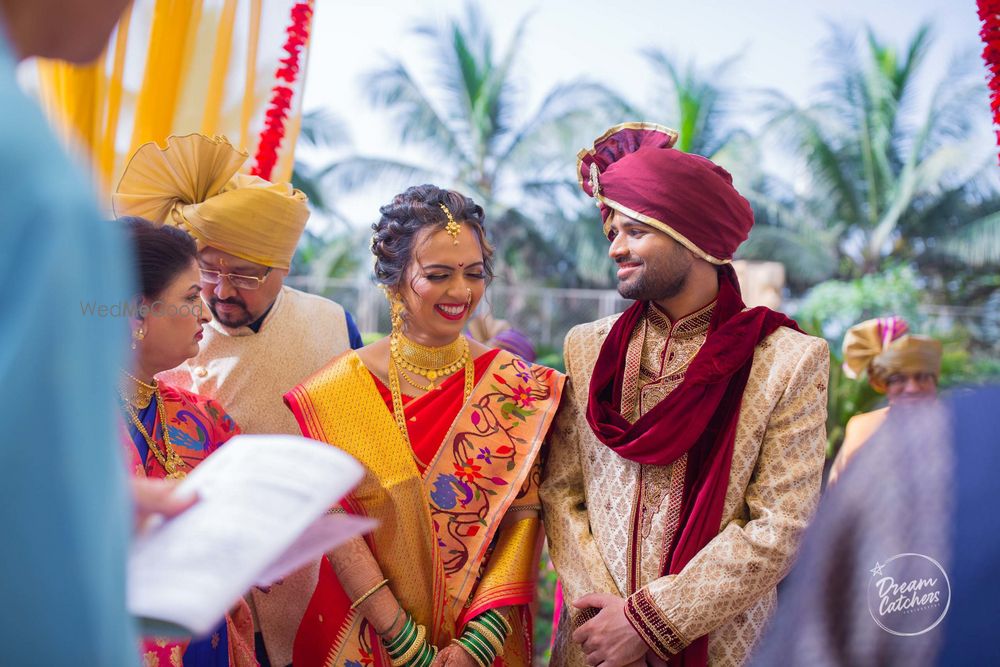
[540,303,829,666]
[160,284,351,667]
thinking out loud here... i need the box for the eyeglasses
[199,267,272,291]
[886,372,937,388]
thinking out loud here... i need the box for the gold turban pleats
[842,317,943,392]
[113,134,309,270]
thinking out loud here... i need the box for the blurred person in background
[828,316,942,485]
[467,313,538,363]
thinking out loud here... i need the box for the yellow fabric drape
[284,350,562,667]
[240,0,263,150]
[201,0,239,134]
[129,0,202,153]
[99,4,133,181]
[33,0,313,204]
[36,60,103,151]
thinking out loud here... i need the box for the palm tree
[311,3,621,286]
[634,50,742,159]
[742,24,1000,285]
[291,108,353,229]
[289,109,374,280]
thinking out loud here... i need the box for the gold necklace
[120,369,157,409]
[118,382,187,479]
[388,349,476,448]
[390,334,469,389]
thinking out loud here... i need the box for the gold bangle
[350,578,389,610]
[393,625,426,666]
[490,609,513,635]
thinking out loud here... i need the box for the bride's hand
[432,644,478,667]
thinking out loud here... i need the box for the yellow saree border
[286,352,446,643]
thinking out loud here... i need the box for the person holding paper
[114,133,360,667]
[285,185,565,667]
[118,217,258,667]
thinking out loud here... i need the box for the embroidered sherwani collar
[647,300,715,339]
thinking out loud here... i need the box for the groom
[540,122,830,666]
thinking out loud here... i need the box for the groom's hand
[572,593,648,667]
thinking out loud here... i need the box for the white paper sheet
[254,513,376,588]
[127,434,373,637]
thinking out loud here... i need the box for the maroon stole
[586,265,799,666]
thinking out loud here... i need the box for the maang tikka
[439,203,461,244]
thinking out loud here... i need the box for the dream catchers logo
[867,552,950,637]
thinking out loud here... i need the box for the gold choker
[387,334,475,448]
[390,334,469,385]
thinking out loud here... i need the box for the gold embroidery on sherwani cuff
[624,589,688,659]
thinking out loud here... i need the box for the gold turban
[113,134,309,270]
[842,317,943,392]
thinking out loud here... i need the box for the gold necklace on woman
[387,334,475,446]
[119,371,188,479]
[389,333,469,389]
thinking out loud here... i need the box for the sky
[300,0,988,230]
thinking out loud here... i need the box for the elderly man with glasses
[114,133,362,667]
[827,316,943,486]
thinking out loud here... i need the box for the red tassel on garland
[977,0,1000,165]
[250,0,315,180]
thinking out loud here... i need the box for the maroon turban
[577,122,754,264]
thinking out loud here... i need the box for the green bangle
[455,636,492,667]
[468,621,504,655]
[378,606,404,638]
[408,641,436,667]
[493,608,512,629]
[463,631,497,665]
[386,616,417,656]
[474,614,507,644]
[393,625,426,665]
[482,609,512,635]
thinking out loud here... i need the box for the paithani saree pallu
[122,382,257,667]
[285,349,564,667]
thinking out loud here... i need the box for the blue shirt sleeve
[345,310,364,350]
